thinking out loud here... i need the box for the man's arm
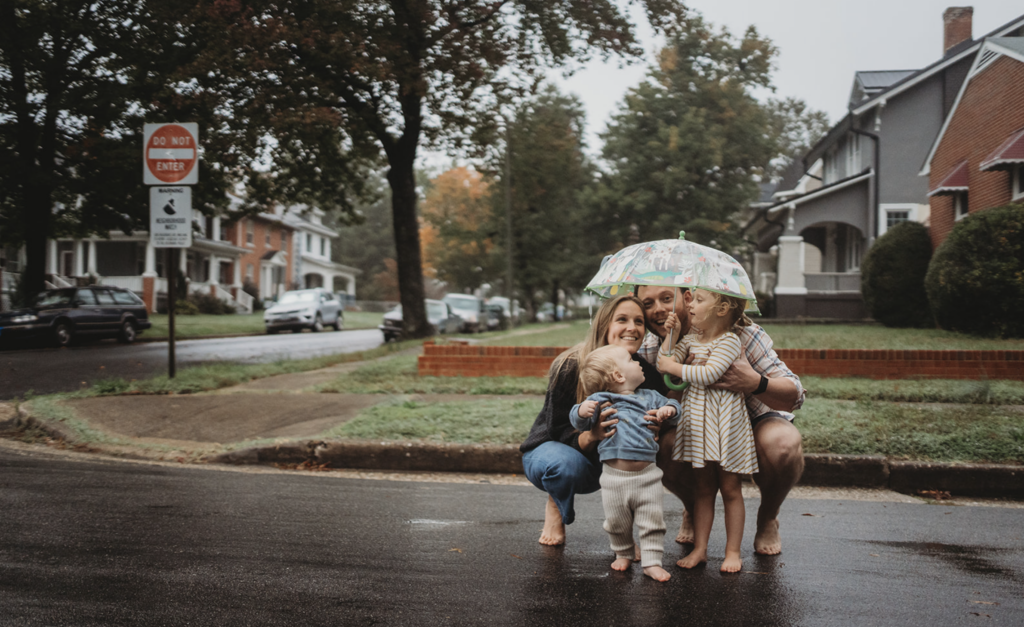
[711,355,801,412]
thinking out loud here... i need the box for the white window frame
[246,220,255,246]
[824,147,839,184]
[306,233,312,252]
[1013,164,1024,202]
[954,192,969,221]
[845,224,863,271]
[878,203,919,236]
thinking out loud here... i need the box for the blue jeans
[521,441,602,525]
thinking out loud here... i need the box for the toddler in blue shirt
[570,344,681,582]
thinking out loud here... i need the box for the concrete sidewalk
[2,360,1022,500]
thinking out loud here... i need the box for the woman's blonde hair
[547,294,645,398]
[576,345,624,402]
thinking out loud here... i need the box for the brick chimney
[943,7,973,54]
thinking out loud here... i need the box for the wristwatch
[753,375,769,395]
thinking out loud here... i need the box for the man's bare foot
[539,497,565,546]
[720,553,742,573]
[611,557,631,572]
[644,565,671,582]
[754,518,781,555]
[675,511,694,544]
[676,548,707,569]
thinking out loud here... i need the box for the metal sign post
[145,123,198,379]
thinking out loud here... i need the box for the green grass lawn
[145,310,384,339]
[484,321,1024,351]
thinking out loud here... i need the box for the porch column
[233,258,241,288]
[180,248,188,274]
[212,216,222,241]
[74,240,84,277]
[87,240,98,276]
[47,240,58,274]
[209,254,219,285]
[774,235,807,318]
[143,242,157,277]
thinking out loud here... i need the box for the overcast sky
[552,0,1024,156]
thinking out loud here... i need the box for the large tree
[210,0,687,338]
[496,84,593,318]
[594,13,777,255]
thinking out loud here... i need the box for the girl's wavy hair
[704,291,753,331]
[547,294,645,396]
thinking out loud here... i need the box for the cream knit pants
[599,463,666,568]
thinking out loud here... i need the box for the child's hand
[664,312,679,331]
[656,351,679,375]
[644,409,662,441]
[577,400,599,420]
[656,405,677,422]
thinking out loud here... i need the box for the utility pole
[504,122,515,321]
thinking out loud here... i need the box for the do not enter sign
[143,123,199,185]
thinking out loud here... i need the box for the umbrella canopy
[585,233,759,314]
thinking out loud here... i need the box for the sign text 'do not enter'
[144,123,198,185]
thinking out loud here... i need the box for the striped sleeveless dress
[670,331,758,475]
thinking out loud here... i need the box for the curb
[7,406,1023,499]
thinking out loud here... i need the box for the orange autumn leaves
[419,167,497,288]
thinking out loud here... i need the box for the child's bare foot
[676,548,707,569]
[675,510,694,544]
[611,557,632,572]
[538,497,565,546]
[720,553,742,573]
[644,565,671,582]
[754,518,781,555]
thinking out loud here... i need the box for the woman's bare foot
[675,510,695,544]
[644,565,671,582]
[676,548,707,569]
[611,557,632,572]
[539,496,565,546]
[720,553,742,573]
[754,518,781,555]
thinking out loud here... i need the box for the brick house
[922,37,1024,247]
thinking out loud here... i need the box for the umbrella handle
[664,375,690,392]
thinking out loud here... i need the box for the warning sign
[149,187,193,248]
[144,123,198,185]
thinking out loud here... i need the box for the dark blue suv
[0,286,152,347]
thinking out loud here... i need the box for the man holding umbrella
[636,283,805,555]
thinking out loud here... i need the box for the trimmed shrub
[187,290,236,315]
[924,203,1024,338]
[860,221,933,327]
[174,299,200,315]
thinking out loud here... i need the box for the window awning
[979,128,1024,171]
[928,160,970,197]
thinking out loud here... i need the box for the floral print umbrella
[585,232,759,315]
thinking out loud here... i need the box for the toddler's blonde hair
[576,345,625,403]
[704,291,753,331]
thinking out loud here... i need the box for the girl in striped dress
[656,288,757,573]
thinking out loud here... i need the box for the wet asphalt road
[2,446,1022,626]
[0,329,384,400]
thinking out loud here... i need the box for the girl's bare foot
[676,548,707,569]
[611,557,632,572]
[754,518,781,555]
[675,511,694,544]
[644,565,671,582]
[539,496,565,546]
[721,553,742,573]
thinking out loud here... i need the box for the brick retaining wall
[417,341,1024,380]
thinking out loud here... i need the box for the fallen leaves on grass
[274,460,333,472]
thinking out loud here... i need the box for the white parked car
[442,293,485,333]
[264,288,343,334]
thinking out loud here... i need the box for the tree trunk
[386,151,430,339]
[550,280,561,322]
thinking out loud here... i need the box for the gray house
[749,7,1024,318]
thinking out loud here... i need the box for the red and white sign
[143,123,199,185]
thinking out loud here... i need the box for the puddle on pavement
[864,540,1021,581]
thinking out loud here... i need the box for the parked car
[484,304,506,331]
[379,299,462,342]
[263,288,343,334]
[0,286,152,347]
[536,302,569,323]
[486,296,521,326]
[442,293,485,333]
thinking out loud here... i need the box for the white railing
[155,277,168,294]
[99,276,144,292]
[213,284,235,306]
[49,274,74,288]
[805,272,862,292]
[235,289,254,313]
[189,281,211,296]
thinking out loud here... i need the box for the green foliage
[802,377,1024,405]
[592,15,778,255]
[861,221,933,327]
[925,204,1024,337]
[763,97,831,180]
[186,291,235,315]
[174,299,201,316]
